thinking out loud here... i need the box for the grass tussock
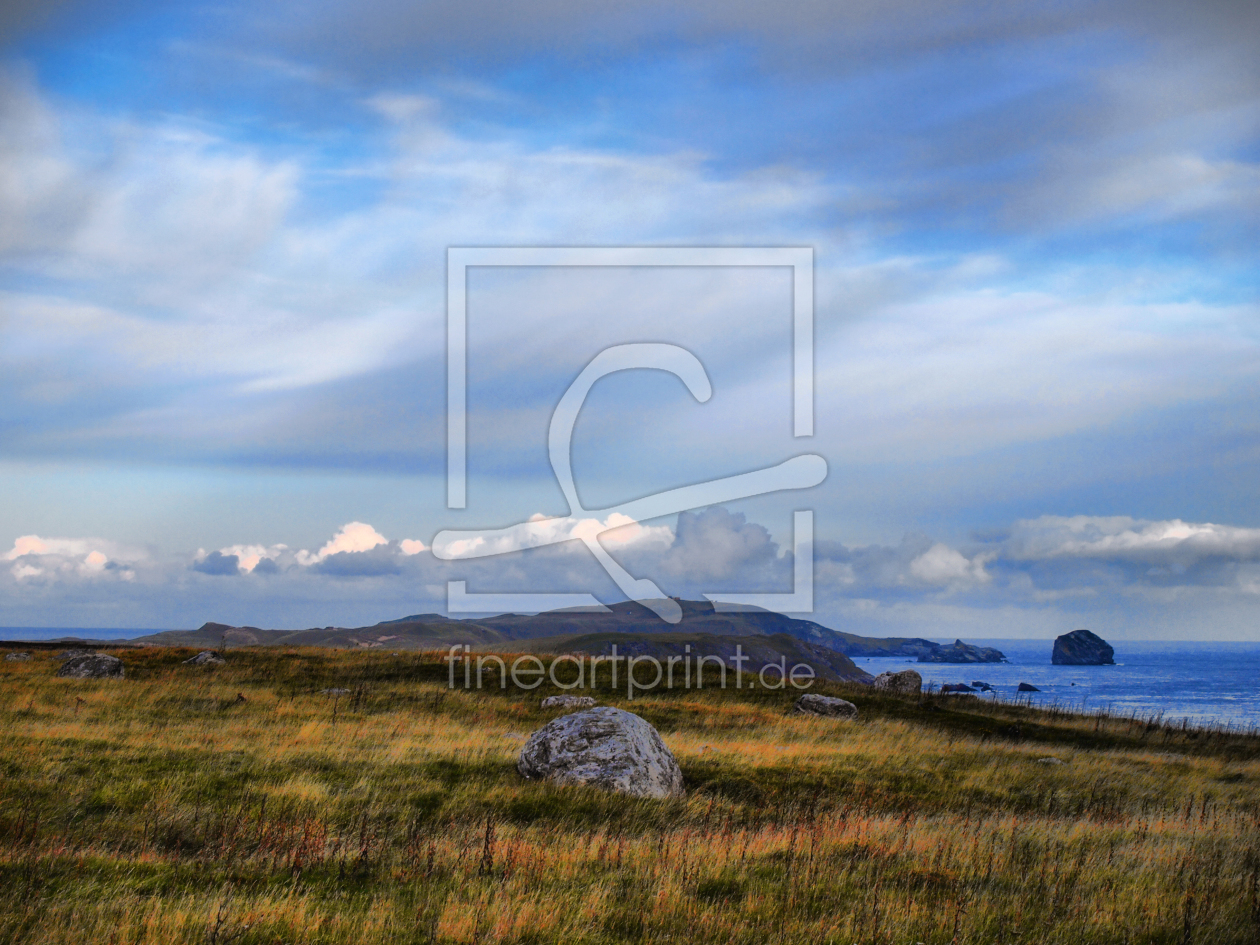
[0,644,1258,944]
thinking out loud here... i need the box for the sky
[0,0,1257,638]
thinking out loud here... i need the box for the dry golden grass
[1,644,1257,944]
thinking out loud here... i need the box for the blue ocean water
[857,639,1260,729]
[0,627,165,642]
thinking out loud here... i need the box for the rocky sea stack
[1052,629,1115,665]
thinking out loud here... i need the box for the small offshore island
[1053,628,1117,665]
[916,638,1007,663]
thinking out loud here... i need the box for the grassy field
[1,645,1258,944]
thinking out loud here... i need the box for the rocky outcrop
[793,694,859,719]
[918,640,1006,663]
[971,681,994,691]
[837,637,940,658]
[4,652,30,661]
[56,654,124,679]
[872,669,922,695]
[1052,629,1114,665]
[541,694,597,709]
[941,683,976,693]
[183,650,226,666]
[1017,682,1040,692]
[517,707,685,799]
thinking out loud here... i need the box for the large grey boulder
[872,669,922,695]
[541,694,596,709]
[183,650,226,666]
[517,707,684,799]
[793,694,859,719]
[56,653,124,679]
[1052,629,1115,665]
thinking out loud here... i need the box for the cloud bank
[4,508,1260,639]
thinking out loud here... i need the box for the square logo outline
[443,246,816,615]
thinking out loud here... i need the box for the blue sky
[1,0,1257,637]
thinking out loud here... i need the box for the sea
[4,628,1259,729]
[860,639,1260,730]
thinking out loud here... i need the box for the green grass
[1,644,1258,944]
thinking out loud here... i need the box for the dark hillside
[134,602,977,660]
[501,630,873,684]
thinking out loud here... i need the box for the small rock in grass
[1036,757,1066,765]
[320,687,352,695]
[793,694,858,720]
[56,654,124,679]
[541,694,596,709]
[5,652,31,661]
[872,669,922,695]
[183,650,226,666]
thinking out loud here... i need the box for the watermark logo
[434,247,824,623]
[445,644,817,698]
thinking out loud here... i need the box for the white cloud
[1002,515,1260,565]
[1069,153,1260,223]
[296,522,390,565]
[5,535,97,560]
[434,512,673,559]
[908,543,992,585]
[2,533,143,581]
[215,543,288,572]
[650,507,781,584]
